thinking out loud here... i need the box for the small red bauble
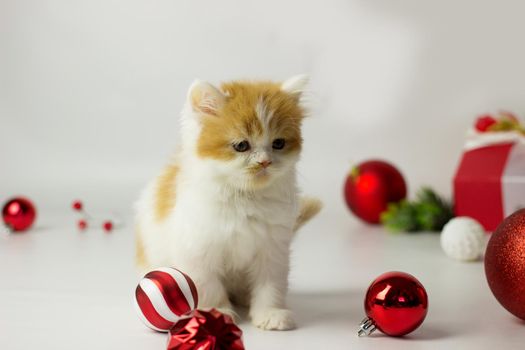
[475,115,497,132]
[134,267,199,332]
[358,271,428,337]
[344,160,407,224]
[485,209,525,320]
[167,309,244,350]
[2,197,37,232]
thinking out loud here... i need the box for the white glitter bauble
[441,217,486,261]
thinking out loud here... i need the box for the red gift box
[454,131,525,231]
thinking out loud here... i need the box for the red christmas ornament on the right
[344,160,407,224]
[485,209,525,320]
[358,271,428,337]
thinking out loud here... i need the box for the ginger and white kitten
[135,76,321,330]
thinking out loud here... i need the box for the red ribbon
[167,309,244,350]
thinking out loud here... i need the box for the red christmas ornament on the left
[344,160,407,224]
[358,271,428,337]
[2,197,37,232]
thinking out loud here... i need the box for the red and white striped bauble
[134,267,199,332]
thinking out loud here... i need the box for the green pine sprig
[380,187,454,232]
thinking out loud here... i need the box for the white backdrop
[2,0,525,217]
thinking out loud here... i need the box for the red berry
[72,200,83,211]
[103,221,113,232]
[475,115,497,132]
[78,220,87,230]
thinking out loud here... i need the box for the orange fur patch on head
[154,163,179,222]
[264,91,304,154]
[196,80,304,160]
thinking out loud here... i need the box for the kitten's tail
[294,196,322,232]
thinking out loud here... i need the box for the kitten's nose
[257,160,272,168]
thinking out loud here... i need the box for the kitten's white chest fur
[206,186,298,271]
[138,162,298,273]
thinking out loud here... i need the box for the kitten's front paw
[251,308,295,331]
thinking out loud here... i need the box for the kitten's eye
[272,138,286,150]
[233,140,251,152]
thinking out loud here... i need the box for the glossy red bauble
[2,197,37,232]
[358,271,428,337]
[344,160,407,224]
[485,209,525,320]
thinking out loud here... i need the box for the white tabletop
[1,209,523,350]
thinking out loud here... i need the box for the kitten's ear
[281,74,309,98]
[188,80,226,116]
